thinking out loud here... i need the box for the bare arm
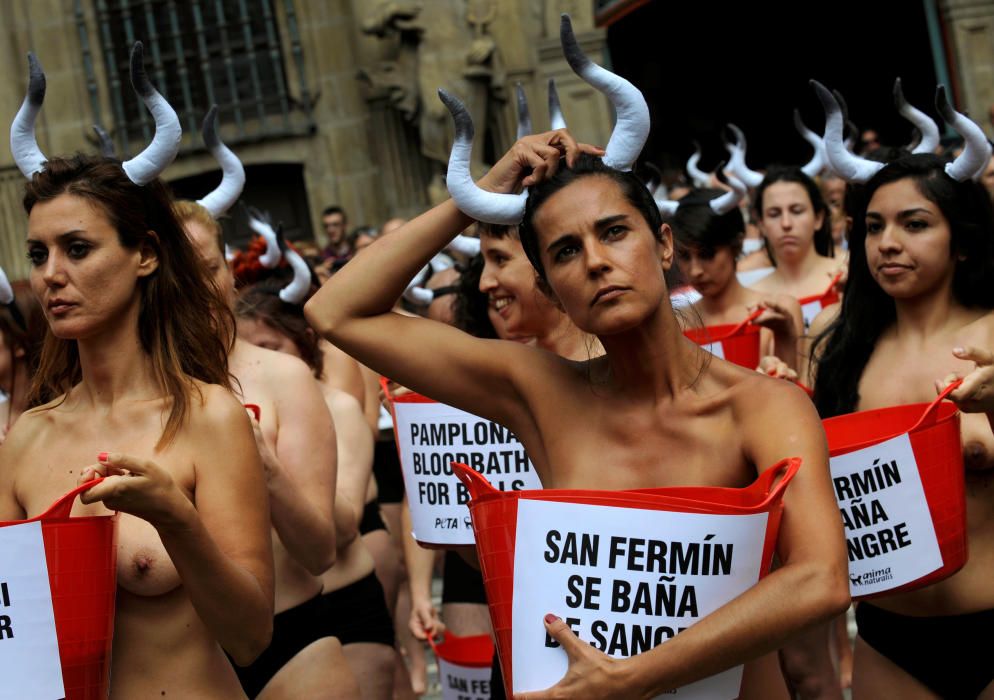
[403,497,443,639]
[304,132,599,431]
[80,388,275,666]
[326,389,372,548]
[265,356,339,574]
[525,380,849,698]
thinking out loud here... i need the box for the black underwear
[856,602,994,698]
[359,499,387,535]
[372,439,405,504]
[321,571,395,647]
[233,593,329,698]
[441,550,488,605]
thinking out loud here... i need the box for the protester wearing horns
[806,80,994,700]
[0,46,275,697]
[666,185,804,370]
[305,15,848,699]
[173,118,367,698]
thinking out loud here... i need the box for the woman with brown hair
[0,46,274,698]
[0,274,45,439]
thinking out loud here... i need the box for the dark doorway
[606,1,939,179]
[170,163,313,247]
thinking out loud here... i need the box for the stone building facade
[0,0,613,278]
[1,0,992,279]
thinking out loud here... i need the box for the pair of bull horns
[654,163,746,218]
[440,14,650,225]
[12,43,182,185]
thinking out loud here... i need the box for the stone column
[942,0,994,138]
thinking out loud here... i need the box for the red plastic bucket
[381,378,542,547]
[821,382,965,600]
[684,322,762,369]
[0,480,118,699]
[798,273,842,328]
[455,458,800,698]
[428,631,495,700]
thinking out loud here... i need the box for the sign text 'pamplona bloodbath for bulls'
[393,400,541,545]
[830,433,942,595]
[510,500,769,698]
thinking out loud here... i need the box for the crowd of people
[2,18,994,700]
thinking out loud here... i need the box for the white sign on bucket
[0,521,65,699]
[701,341,725,360]
[437,658,491,700]
[510,499,769,698]
[392,401,541,545]
[830,433,942,596]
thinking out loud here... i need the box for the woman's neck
[892,280,971,341]
[774,245,822,283]
[75,306,159,407]
[535,314,601,361]
[598,302,701,401]
[698,275,749,318]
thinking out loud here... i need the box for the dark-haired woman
[0,155,274,698]
[751,168,843,313]
[811,153,994,699]
[671,189,803,369]
[304,122,849,697]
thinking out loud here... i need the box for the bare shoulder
[326,386,362,416]
[187,381,253,437]
[809,301,840,337]
[242,342,318,389]
[728,369,818,421]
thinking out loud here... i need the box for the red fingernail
[544,613,559,624]
[98,452,108,462]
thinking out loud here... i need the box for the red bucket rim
[428,630,494,668]
[0,479,112,525]
[822,389,960,455]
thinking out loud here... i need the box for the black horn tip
[893,77,906,104]
[93,125,115,157]
[810,80,838,112]
[515,83,528,112]
[201,105,220,149]
[130,41,154,98]
[935,85,954,120]
[438,88,474,141]
[727,123,746,147]
[831,88,850,119]
[26,53,46,104]
[559,14,590,72]
[714,161,730,185]
[691,140,702,154]
[274,223,288,252]
[793,108,805,129]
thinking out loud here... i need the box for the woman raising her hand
[305,17,847,699]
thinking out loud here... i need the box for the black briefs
[441,550,487,605]
[359,498,387,535]
[856,601,994,699]
[321,571,395,647]
[372,439,405,504]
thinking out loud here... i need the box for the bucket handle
[821,271,843,299]
[244,403,261,422]
[32,478,106,521]
[722,307,765,340]
[751,457,802,508]
[453,462,498,500]
[908,378,963,433]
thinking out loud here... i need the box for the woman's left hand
[79,452,191,530]
[514,615,636,700]
[937,346,994,414]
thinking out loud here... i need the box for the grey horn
[893,78,939,155]
[515,83,532,140]
[723,124,764,188]
[548,78,567,131]
[196,105,246,217]
[811,80,883,183]
[793,110,826,178]
[936,85,993,182]
[10,53,48,178]
[439,88,527,225]
[687,142,711,188]
[121,42,182,185]
[560,14,649,171]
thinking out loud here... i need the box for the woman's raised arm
[304,131,598,427]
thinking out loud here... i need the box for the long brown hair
[23,155,235,448]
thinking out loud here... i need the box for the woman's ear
[658,223,675,271]
[137,230,160,278]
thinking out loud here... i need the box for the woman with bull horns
[306,14,848,699]
[0,45,274,697]
[808,79,994,700]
